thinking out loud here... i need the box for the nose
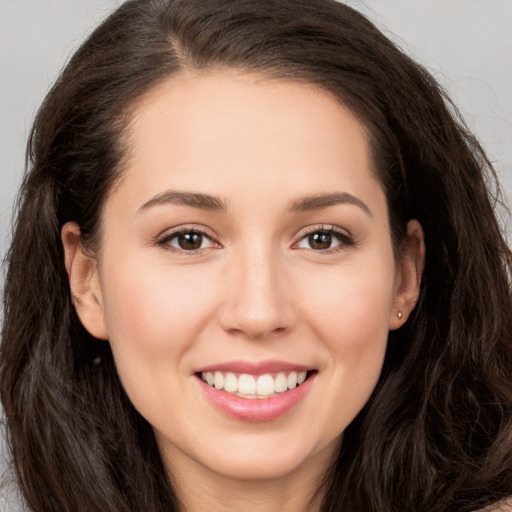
[218,246,298,340]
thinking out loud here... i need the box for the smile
[200,371,308,399]
[196,361,317,421]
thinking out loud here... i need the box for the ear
[389,219,425,330]
[61,222,108,340]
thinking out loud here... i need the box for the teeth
[256,374,275,395]
[238,374,256,394]
[200,370,309,398]
[287,371,298,389]
[274,372,288,392]
[224,372,238,392]
[214,372,224,389]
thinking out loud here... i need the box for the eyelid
[155,225,222,254]
[292,224,355,252]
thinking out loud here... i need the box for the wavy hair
[1,1,511,511]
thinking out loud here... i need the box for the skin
[63,71,424,512]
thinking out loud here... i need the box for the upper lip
[196,360,313,374]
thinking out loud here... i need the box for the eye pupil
[178,232,203,250]
[309,232,332,250]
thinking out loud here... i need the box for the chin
[183,432,340,484]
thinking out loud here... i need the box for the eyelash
[293,225,355,254]
[155,225,355,255]
[156,227,220,255]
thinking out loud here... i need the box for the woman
[1,0,511,511]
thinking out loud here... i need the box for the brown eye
[308,232,332,250]
[176,232,204,250]
[161,230,216,252]
[295,228,353,252]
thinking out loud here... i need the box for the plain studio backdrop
[0,0,511,508]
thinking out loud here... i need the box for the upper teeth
[201,371,308,399]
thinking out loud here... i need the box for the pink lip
[196,370,316,422]
[196,360,311,375]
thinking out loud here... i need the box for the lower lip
[197,373,316,422]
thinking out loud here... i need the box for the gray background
[0,1,511,509]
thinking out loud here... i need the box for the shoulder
[477,498,512,512]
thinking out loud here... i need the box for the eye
[158,229,219,252]
[294,227,354,252]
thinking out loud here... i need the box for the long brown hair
[1,1,511,511]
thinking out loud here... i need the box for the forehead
[111,70,384,213]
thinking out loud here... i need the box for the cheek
[98,261,220,422]
[301,259,396,351]
[101,261,216,346]
[298,254,395,421]
[98,260,222,405]
[300,266,393,439]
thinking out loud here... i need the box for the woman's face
[65,71,422,486]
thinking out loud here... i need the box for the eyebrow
[138,191,228,213]
[137,190,371,216]
[289,192,372,216]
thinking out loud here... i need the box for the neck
[163,442,337,512]
[177,475,323,512]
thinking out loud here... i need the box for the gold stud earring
[397,311,403,320]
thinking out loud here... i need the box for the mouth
[195,363,318,421]
[197,370,316,399]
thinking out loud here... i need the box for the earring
[397,311,403,320]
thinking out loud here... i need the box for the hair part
[1,1,511,511]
